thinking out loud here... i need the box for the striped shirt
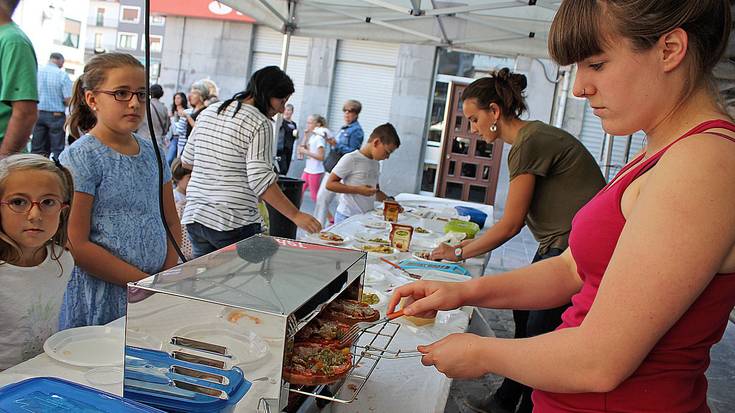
[181,102,277,231]
[37,63,71,112]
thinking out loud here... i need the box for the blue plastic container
[0,377,164,412]
[454,206,488,229]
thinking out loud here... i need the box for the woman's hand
[292,211,322,234]
[430,242,457,261]
[297,146,307,156]
[417,333,490,378]
[386,280,467,318]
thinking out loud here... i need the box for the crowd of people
[0,0,734,412]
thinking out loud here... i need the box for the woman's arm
[432,173,534,261]
[161,181,182,269]
[411,134,735,393]
[67,192,149,286]
[389,248,582,317]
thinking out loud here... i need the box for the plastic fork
[338,309,404,347]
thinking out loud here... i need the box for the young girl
[0,154,74,370]
[59,52,181,329]
[298,115,330,203]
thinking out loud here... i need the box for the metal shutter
[251,26,309,124]
[327,40,399,138]
[579,101,646,177]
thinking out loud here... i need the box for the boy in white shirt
[326,123,401,223]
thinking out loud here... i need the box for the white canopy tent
[221,0,560,67]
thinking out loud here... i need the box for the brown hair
[66,53,144,139]
[170,158,191,183]
[368,123,401,147]
[461,68,528,119]
[549,0,731,92]
[0,154,74,267]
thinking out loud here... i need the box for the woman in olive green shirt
[431,68,605,413]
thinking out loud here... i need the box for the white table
[0,197,491,413]
[305,198,491,412]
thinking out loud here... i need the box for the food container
[0,377,163,412]
[444,219,480,239]
[389,223,414,252]
[454,206,488,229]
[383,200,401,222]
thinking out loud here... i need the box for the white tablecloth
[0,195,491,413]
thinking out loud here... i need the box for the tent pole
[280,31,292,71]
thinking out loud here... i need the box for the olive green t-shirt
[508,121,605,254]
[0,22,38,143]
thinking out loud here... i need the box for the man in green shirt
[0,0,38,157]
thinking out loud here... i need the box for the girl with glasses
[0,154,74,370]
[59,52,181,329]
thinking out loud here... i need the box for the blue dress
[59,133,172,329]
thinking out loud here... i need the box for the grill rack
[288,320,416,404]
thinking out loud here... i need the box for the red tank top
[532,120,735,412]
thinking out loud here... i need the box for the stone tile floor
[297,194,734,412]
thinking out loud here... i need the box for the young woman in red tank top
[387,1,735,412]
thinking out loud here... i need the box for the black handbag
[323,149,342,172]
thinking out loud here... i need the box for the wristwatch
[454,247,463,261]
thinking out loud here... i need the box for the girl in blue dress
[59,53,181,328]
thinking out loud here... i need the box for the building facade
[14,0,90,77]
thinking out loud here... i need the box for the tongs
[338,309,404,346]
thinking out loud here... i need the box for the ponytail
[462,68,528,119]
[66,75,96,139]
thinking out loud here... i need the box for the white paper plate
[307,232,349,246]
[356,243,398,255]
[413,226,433,236]
[44,326,124,367]
[365,270,386,284]
[171,323,269,367]
[363,220,387,230]
[354,232,390,245]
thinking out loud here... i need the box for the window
[117,32,138,50]
[148,35,163,53]
[96,8,105,26]
[62,18,81,48]
[151,15,165,26]
[120,6,140,23]
[94,33,103,49]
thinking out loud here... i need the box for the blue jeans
[166,136,179,166]
[31,111,66,159]
[186,222,262,258]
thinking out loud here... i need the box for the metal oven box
[124,235,367,412]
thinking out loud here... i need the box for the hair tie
[52,155,63,169]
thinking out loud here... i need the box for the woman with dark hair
[389,0,735,412]
[180,66,321,257]
[430,68,605,413]
[166,92,188,165]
